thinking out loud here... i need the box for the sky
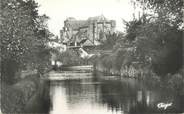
[35,0,140,36]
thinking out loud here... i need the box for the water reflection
[50,84,68,114]
[49,72,184,114]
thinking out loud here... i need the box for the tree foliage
[99,0,183,78]
[132,0,183,75]
[100,32,123,49]
[136,0,183,28]
[1,0,52,83]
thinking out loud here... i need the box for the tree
[100,32,121,49]
[132,0,183,76]
[114,0,183,76]
[123,19,143,41]
[135,0,183,29]
[1,0,51,83]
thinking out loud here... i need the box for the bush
[57,49,85,65]
[1,59,20,84]
[167,73,184,92]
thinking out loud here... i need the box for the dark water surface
[49,71,184,114]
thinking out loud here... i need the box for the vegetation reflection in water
[49,71,184,114]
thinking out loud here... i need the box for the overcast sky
[35,0,139,36]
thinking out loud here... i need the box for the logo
[157,102,172,110]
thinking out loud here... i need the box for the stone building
[60,15,116,46]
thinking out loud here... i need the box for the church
[60,15,116,46]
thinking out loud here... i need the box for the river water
[48,71,184,114]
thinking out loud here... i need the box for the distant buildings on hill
[60,15,116,47]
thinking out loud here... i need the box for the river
[47,70,184,114]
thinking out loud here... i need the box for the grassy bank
[1,74,50,113]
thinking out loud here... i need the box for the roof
[82,39,94,46]
[65,20,88,30]
[64,15,110,30]
[87,15,108,22]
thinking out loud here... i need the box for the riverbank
[1,74,50,113]
[94,56,184,95]
[94,54,153,79]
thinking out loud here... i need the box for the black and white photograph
[0,0,184,114]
